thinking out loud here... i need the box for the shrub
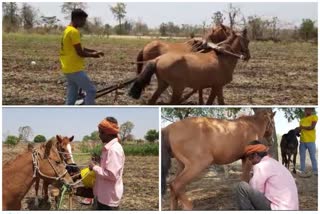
[33,135,46,143]
[4,135,19,146]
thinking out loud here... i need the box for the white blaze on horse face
[66,143,75,164]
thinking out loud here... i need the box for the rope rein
[32,149,68,181]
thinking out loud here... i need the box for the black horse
[280,129,300,173]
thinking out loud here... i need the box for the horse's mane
[43,137,57,158]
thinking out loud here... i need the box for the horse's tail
[136,49,144,75]
[161,127,172,196]
[129,61,156,99]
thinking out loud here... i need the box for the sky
[22,2,318,28]
[2,107,159,141]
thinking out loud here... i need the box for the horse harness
[32,148,68,182]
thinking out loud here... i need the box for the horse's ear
[69,136,74,142]
[220,23,226,31]
[242,28,248,37]
[56,135,62,143]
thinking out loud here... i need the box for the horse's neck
[3,151,36,205]
[251,115,268,139]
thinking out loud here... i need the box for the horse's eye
[55,160,61,164]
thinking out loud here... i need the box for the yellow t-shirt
[300,114,318,142]
[59,26,84,73]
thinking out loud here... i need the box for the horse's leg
[148,79,168,105]
[198,89,204,105]
[241,158,252,182]
[170,158,212,210]
[34,177,40,207]
[170,87,184,105]
[206,87,217,105]
[43,180,49,203]
[293,153,297,174]
[167,160,184,184]
[216,87,225,105]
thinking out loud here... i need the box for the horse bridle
[32,148,68,181]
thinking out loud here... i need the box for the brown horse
[161,110,276,210]
[2,138,74,210]
[136,24,233,104]
[130,29,250,105]
[34,135,78,206]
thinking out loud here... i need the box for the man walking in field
[60,9,104,105]
[89,117,125,210]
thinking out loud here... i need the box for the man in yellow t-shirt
[60,9,104,105]
[296,108,318,176]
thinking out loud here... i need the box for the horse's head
[206,24,232,43]
[56,135,75,165]
[40,139,73,184]
[232,29,251,61]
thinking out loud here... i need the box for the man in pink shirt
[235,140,299,210]
[89,116,125,210]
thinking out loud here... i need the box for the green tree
[119,121,135,141]
[144,129,159,143]
[299,19,316,41]
[90,131,100,141]
[61,2,87,20]
[110,3,126,35]
[104,23,112,37]
[20,3,38,29]
[34,135,46,143]
[159,23,168,36]
[2,2,20,32]
[82,135,90,142]
[4,135,19,147]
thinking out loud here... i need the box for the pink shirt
[249,156,299,210]
[93,138,125,207]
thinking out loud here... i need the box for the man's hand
[92,51,104,58]
[89,161,98,170]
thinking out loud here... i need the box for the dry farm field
[2,33,318,105]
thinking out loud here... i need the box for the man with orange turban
[89,116,125,210]
[235,140,298,210]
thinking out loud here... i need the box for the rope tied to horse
[32,149,68,181]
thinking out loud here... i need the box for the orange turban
[244,144,268,156]
[98,119,119,135]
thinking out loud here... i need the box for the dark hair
[247,140,261,146]
[256,151,268,158]
[71,9,88,21]
[106,116,118,124]
[106,116,118,138]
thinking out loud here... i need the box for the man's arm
[74,43,103,58]
[84,47,97,53]
[300,121,317,131]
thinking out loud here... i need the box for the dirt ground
[161,159,317,210]
[2,34,317,105]
[2,144,159,211]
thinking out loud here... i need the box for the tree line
[3,120,159,147]
[2,2,317,41]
